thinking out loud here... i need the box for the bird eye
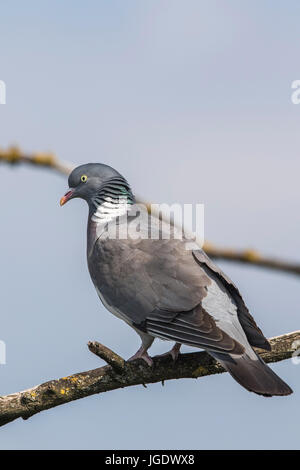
[81,175,88,183]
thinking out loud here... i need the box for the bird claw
[156,343,181,362]
[128,349,153,367]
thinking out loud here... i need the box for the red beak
[60,189,75,206]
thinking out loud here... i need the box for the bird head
[60,163,134,210]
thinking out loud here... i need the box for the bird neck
[89,176,135,224]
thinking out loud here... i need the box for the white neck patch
[91,196,130,223]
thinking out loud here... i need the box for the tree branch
[202,243,300,277]
[0,331,298,428]
[0,145,74,175]
[1,146,300,277]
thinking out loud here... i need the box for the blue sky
[0,0,299,449]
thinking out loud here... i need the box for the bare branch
[88,341,126,373]
[203,243,300,276]
[0,146,74,175]
[0,331,298,428]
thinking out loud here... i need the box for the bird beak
[60,189,75,206]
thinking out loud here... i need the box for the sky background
[0,0,299,449]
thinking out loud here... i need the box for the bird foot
[156,342,181,362]
[128,348,153,367]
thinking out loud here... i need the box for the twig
[0,146,74,175]
[0,331,298,428]
[88,341,125,373]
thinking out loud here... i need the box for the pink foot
[128,346,153,367]
[156,342,181,362]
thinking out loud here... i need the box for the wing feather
[146,305,245,355]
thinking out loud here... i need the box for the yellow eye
[81,175,88,183]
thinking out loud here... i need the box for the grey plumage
[61,163,292,397]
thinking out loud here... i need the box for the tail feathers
[211,351,293,397]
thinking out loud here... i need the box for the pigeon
[60,163,292,396]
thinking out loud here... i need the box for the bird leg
[128,345,153,367]
[128,333,154,367]
[156,342,182,362]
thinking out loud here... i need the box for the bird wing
[146,305,245,355]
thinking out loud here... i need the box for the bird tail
[210,350,293,397]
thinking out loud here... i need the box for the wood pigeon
[60,163,292,397]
